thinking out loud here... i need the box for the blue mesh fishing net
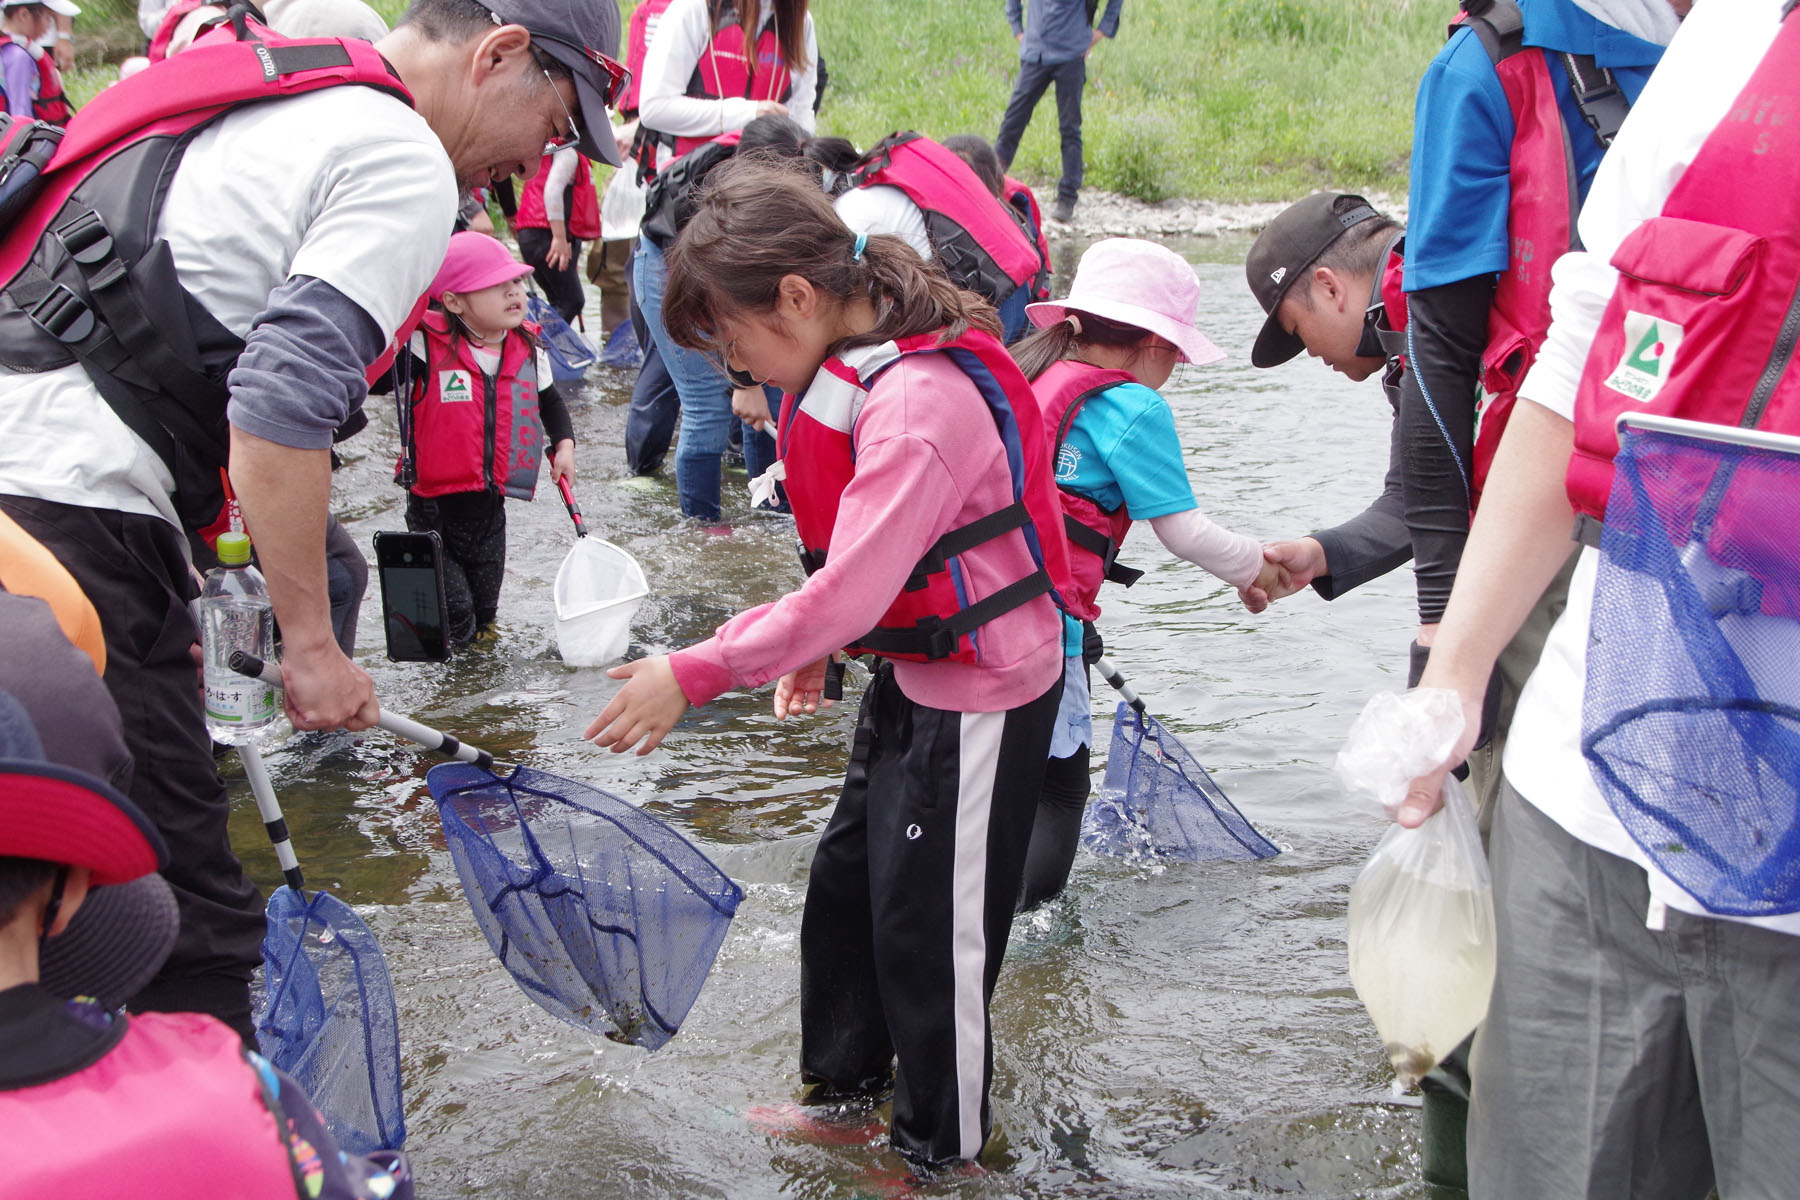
[429,762,743,1049]
[526,293,596,381]
[1583,428,1800,916]
[1082,701,1280,862]
[257,886,406,1154]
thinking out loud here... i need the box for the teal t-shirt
[1056,381,1197,654]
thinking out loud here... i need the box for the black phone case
[374,530,451,662]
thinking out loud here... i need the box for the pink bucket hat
[430,232,534,301]
[1026,238,1225,365]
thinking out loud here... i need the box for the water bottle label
[205,678,276,726]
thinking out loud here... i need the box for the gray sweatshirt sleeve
[226,274,391,451]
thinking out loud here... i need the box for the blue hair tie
[852,232,868,263]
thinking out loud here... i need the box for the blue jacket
[1006,0,1122,64]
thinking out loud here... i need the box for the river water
[225,234,1431,1197]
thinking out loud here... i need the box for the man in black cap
[0,0,625,1039]
[0,599,411,1196]
[1243,194,1417,613]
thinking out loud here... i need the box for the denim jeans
[993,56,1087,207]
[633,239,735,520]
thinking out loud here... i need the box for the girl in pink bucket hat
[387,231,578,645]
[1012,237,1286,910]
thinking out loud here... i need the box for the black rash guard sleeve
[539,379,573,452]
[1397,275,1496,624]
[1310,390,1411,599]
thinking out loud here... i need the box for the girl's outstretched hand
[586,655,690,755]
[773,654,838,720]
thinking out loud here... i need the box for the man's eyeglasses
[536,58,583,154]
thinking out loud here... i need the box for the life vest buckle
[25,282,95,344]
[53,209,115,267]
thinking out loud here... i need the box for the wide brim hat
[486,0,626,167]
[1246,192,1383,368]
[40,874,179,1008]
[1026,237,1225,366]
[3,0,81,14]
[431,231,534,300]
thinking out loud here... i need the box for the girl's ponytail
[1010,310,1159,381]
[845,233,1000,352]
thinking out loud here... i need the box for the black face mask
[1355,302,1389,360]
[725,364,759,389]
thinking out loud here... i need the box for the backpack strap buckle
[53,209,115,267]
[25,281,96,344]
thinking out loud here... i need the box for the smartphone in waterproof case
[373,530,451,662]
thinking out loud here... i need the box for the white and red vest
[778,327,1075,663]
[850,133,1043,309]
[1002,174,1053,302]
[403,312,545,501]
[654,5,792,164]
[1567,9,1800,519]
[515,151,602,239]
[0,1011,297,1196]
[621,0,675,115]
[1034,359,1139,621]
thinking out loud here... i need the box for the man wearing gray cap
[0,0,624,1039]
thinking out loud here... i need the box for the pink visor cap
[1026,238,1225,365]
[430,231,534,301]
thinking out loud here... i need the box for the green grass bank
[62,0,1443,203]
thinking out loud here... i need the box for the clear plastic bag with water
[1337,690,1497,1091]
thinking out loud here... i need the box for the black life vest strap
[904,500,1030,591]
[851,567,1054,661]
[1558,51,1629,149]
[1062,512,1142,587]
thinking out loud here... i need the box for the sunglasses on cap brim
[530,31,632,111]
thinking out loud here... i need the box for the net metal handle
[1617,413,1800,457]
[230,652,500,770]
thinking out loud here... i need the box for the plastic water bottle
[200,531,278,745]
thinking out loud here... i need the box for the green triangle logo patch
[438,370,474,403]
[1603,310,1683,405]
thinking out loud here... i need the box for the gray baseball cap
[486,0,626,166]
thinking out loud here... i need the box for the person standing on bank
[993,0,1120,226]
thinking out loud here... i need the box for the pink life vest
[1002,175,1053,302]
[651,6,792,164]
[621,0,674,115]
[514,151,602,239]
[850,133,1043,309]
[0,1011,296,1197]
[1567,10,1800,521]
[403,312,546,501]
[1033,359,1140,620]
[777,327,1074,663]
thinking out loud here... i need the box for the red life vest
[1,38,70,124]
[1033,359,1140,620]
[403,312,546,501]
[514,152,602,240]
[621,0,675,115]
[1002,175,1053,302]
[639,4,792,171]
[1566,10,1800,520]
[0,22,413,534]
[777,327,1074,663]
[0,1011,297,1197]
[850,133,1043,310]
[1452,0,1631,509]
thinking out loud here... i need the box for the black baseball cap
[486,0,627,166]
[1246,193,1383,368]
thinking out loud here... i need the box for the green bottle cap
[216,531,253,566]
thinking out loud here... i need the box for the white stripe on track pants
[800,660,1061,1166]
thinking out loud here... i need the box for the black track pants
[800,661,1061,1166]
[0,495,262,1040]
[406,491,506,644]
[1018,741,1089,912]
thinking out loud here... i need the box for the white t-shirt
[1505,0,1800,936]
[0,86,456,525]
[834,185,932,261]
[638,0,817,147]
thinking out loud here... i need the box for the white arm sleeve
[1148,509,1264,589]
[542,146,579,223]
[639,0,760,137]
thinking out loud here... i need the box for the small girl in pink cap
[391,232,576,645]
[1010,236,1285,910]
